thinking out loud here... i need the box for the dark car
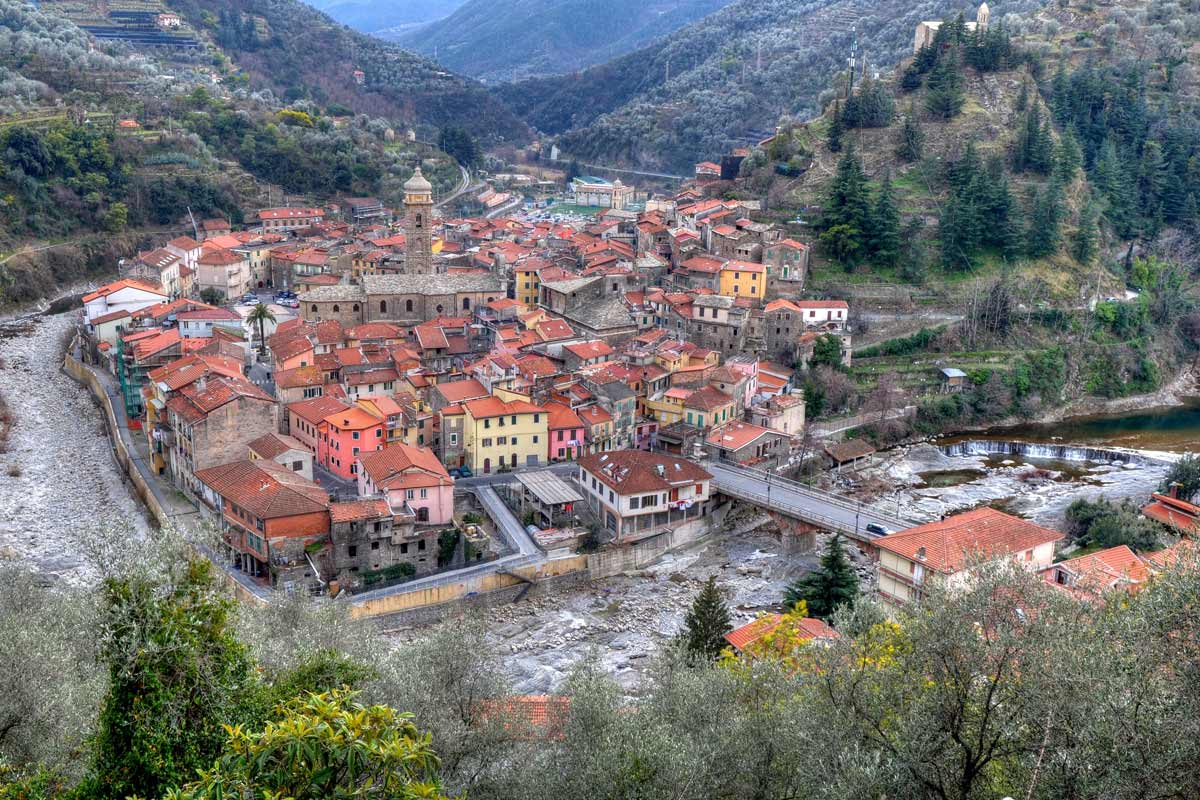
[865,522,891,536]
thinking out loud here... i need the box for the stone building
[298,272,506,327]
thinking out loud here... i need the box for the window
[608,489,615,502]
[380,300,387,313]
[533,413,540,423]
[311,304,318,312]
[401,543,409,554]
[375,429,382,438]
[462,297,470,310]
[406,489,415,499]
[511,415,518,425]
[332,305,340,312]
[498,436,508,445]
[405,299,414,313]
[531,435,537,444]
[557,430,565,441]
[418,540,426,551]
[449,433,458,445]
[484,419,491,429]
[348,545,357,557]
[482,438,492,447]
[630,496,640,509]
[371,541,380,550]
[353,304,360,312]
[420,488,427,499]
[352,431,360,440]
[292,460,302,471]
[511,437,519,445]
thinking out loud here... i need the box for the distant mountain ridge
[397,0,734,82]
[302,0,464,37]
[496,0,1047,171]
[170,0,529,142]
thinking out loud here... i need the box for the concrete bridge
[705,461,915,544]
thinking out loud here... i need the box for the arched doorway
[483,458,491,474]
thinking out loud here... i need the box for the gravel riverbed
[0,311,151,584]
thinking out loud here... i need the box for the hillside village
[6,0,1200,796]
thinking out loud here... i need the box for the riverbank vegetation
[6,527,1200,800]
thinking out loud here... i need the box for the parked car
[283,298,299,308]
[865,522,891,536]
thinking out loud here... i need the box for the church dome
[405,167,433,193]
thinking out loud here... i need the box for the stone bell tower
[404,166,434,276]
[976,2,990,30]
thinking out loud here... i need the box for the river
[945,404,1200,455]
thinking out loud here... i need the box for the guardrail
[713,482,879,543]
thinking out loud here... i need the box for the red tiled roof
[289,395,351,425]
[83,278,165,303]
[577,449,710,495]
[875,508,1063,574]
[357,444,451,490]
[248,432,308,459]
[683,385,733,412]
[274,365,323,389]
[723,614,838,651]
[329,498,391,523]
[464,396,543,419]
[196,460,329,520]
[435,379,490,403]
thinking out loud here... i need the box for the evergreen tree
[894,110,925,162]
[682,576,732,661]
[1094,139,1136,237]
[1015,78,1029,113]
[85,561,259,800]
[1013,105,1054,174]
[898,218,929,283]
[1073,200,1100,264]
[827,99,845,153]
[1138,140,1168,224]
[1054,129,1084,183]
[1025,183,1065,258]
[1050,62,1071,127]
[869,174,901,267]
[842,77,893,129]
[925,47,966,120]
[820,146,872,267]
[783,534,859,619]
[940,191,980,270]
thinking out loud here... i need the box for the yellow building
[461,396,548,474]
[682,385,736,430]
[643,387,691,425]
[515,263,543,310]
[719,260,766,300]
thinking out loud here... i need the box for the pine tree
[820,147,872,268]
[1138,140,1168,223]
[925,47,966,120]
[1050,62,1071,127]
[783,534,859,619]
[683,575,731,661]
[894,110,925,162]
[870,174,901,267]
[1094,139,1136,238]
[940,191,980,270]
[898,218,928,284]
[827,99,845,153]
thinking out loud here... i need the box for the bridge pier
[769,512,819,554]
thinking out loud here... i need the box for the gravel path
[0,311,150,584]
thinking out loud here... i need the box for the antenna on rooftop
[847,25,859,97]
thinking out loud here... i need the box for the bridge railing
[713,482,879,543]
[707,461,911,527]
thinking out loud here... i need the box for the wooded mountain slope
[497,0,1046,171]
[398,0,734,82]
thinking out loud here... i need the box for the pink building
[319,405,385,479]
[545,401,585,462]
[356,445,454,524]
[287,396,351,458]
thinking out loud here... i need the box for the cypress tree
[783,534,859,619]
[940,191,980,270]
[925,47,965,119]
[895,110,925,162]
[870,174,901,267]
[683,575,732,661]
[1050,62,1071,127]
[1015,78,1029,113]
[1094,139,1136,237]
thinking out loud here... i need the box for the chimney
[656,464,665,477]
[916,546,926,561]
[1169,482,1182,500]
[196,376,206,391]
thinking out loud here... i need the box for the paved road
[435,164,475,211]
[475,484,542,557]
[706,461,913,542]
[455,461,579,488]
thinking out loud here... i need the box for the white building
[575,450,712,542]
[82,279,168,324]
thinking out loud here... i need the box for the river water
[947,404,1200,455]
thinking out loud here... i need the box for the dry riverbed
[0,311,150,584]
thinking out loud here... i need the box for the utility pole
[847,26,859,98]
